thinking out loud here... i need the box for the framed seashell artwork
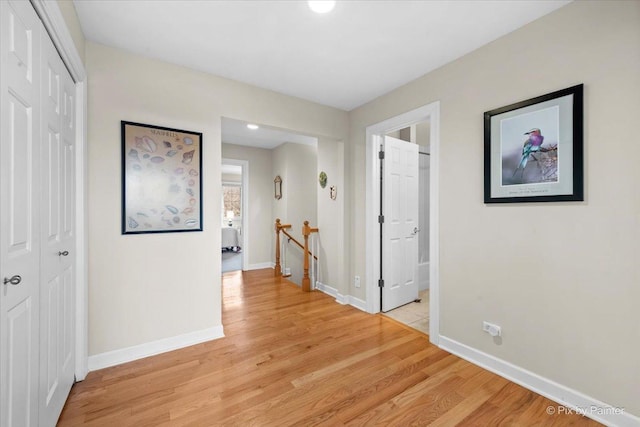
[121,121,203,234]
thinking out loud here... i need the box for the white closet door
[0,1,42,425]
[39,30,76,426]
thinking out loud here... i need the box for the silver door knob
[58,251,69,256]
[3,275,21,286]
[411,227,420,235]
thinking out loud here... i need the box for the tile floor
[383,289,429,334]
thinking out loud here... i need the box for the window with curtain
[222,184,241,220]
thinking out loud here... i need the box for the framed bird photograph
[121,121,203,234]
[484,84,584,203]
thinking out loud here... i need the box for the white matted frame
[30,0,89,380]
[365,101,440,344]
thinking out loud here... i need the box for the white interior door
[39,32,76,425]
[382,136,419,312]
[0,1,42,425]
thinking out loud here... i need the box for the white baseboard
[347,295,368,312]
[88,325,225,372]
[315,281,337,297]
[316,282,367,313]
[439,335,639,427]
[246,262,274,271]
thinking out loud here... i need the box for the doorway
[221,159,248,273]
[220,117,318,279]
[365,101,440,345]
[381,123,431,334]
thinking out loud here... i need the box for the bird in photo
[513,128,544,176]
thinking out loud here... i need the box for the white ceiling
[221,117,317,149]
[73,0,571,111]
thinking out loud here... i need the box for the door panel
[39,31,76,426]
[62,265,73,369]
[62,136,74,238]
[46,128,61,242]
[44,276,60,404]
[1,1,42,426]
[382,136,419,312]
[7,298,35,425]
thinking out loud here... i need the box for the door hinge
[378,279,384,288]
[378,150,385,160]
[378,215,384,224]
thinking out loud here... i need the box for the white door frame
[365,101,440,345]
[31,0,89,380]
[221,158,249,271]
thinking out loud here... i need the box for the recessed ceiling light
[308,1,336,14]
[247,124,259,130]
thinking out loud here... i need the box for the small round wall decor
[319,171,327,188]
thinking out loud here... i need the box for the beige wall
[86,42,348,356]
[349,0,639,416]
[221,173,241,183]
[271,144,288,234]
[221,144,272,266]
[317,138,346,293]
[57,0,85,64]
[416,120,430,151]
[271,143,318,285]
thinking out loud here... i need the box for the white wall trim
[222,158,249,271]
[347,295,368,312]
[316,281,338,298]
[30,0,85,82]
[336,293,349,305]
[247,262,275,271]
[31,0,89,381]
[439,336,639,427]
[365,101,440,345]
[74,81,88,380]
[88,326,225,372]
[316,282,368,312]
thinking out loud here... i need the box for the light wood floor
[58,269,600,426]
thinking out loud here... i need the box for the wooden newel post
[302,221,311,292]
[274,218,282,277]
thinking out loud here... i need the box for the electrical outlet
[482,321,501,337]
[354,276,361,288]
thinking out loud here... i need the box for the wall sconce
[274,175,282,200]
[226,210,234,226]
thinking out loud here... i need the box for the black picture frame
[484,84,584,203]
[121,121,203,234]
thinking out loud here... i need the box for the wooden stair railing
[301,221,319,292]
[274,219,319,292]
